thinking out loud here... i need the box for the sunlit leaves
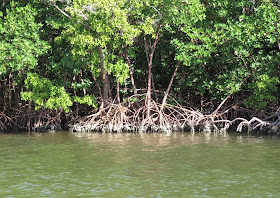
[21,73,73,112]
[170,0,279,108]
[0,2,49,76]
[72,95,97,108]
[246,74,279,109]
[2,0,279,113]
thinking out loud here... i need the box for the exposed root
[1,97,279,134]
[0,105,62,132]
[68,95,280,134]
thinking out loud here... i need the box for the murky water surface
[0,132,280,197]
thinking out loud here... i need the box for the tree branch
[49,0,71,18]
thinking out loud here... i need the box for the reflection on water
[0,131,279,197]
[73,131,266,147]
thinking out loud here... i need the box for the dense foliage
[0,0,279,131]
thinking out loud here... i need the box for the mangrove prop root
[0,105,63,132]
[1,98,279,134]
[68,97,280,134]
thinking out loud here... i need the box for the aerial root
[0,106,63,132]
[1,98,279,134]
[68,98,280,134]
[69,98,280,133]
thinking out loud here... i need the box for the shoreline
[1,101,279,135]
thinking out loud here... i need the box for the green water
[0,132,280,197]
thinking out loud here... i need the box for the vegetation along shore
[0,0,279,133]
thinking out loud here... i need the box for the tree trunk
[98,46,111,103]
[8,73,12,107]
[179,63,185,100]
[93,76,104,110]
[147,25,161,118]
[124,45,137,95]
[160,62,180,111]
[116,79,120,104]
[144,34,158,103]
[80,70,86,96]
